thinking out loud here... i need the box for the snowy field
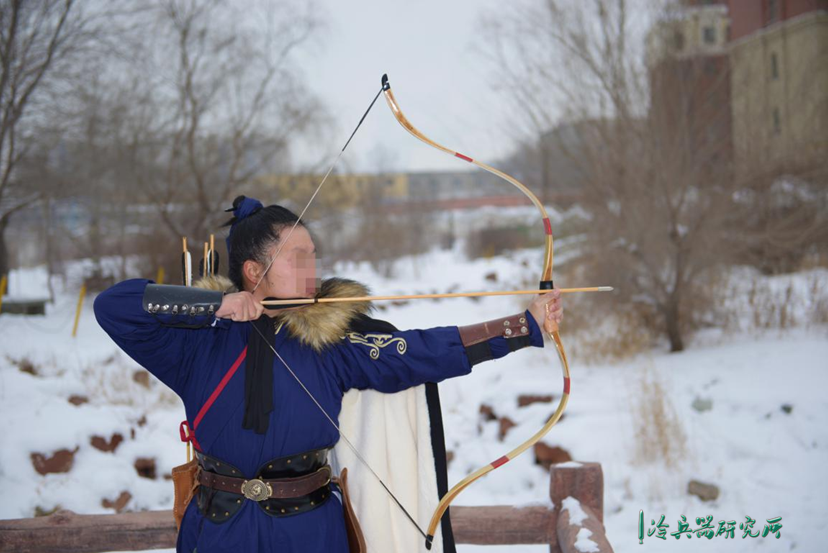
[1,244,826,553]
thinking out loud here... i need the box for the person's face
[244,225,319,301]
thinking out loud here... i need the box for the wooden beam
[0,506,563,552]
[549,462,613,553]
[549,462,605,523]
[0,510,176,553]
[451,506,557,546]
[0,462,612,552]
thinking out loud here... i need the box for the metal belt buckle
[241,478,272,502]
[320,466,332,487]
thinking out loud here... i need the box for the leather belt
[198,465,332,501]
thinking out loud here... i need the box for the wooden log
[557,502,614,553]
[0,299,47,315]
[0,509,176,553]
[0,506,562,552]
[450,505,557,546]
[549,462,604,523]
[0,463,613,552]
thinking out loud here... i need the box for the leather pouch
[333,467,366,553]
[172,458,200,530]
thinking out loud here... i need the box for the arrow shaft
[261,286,612,306]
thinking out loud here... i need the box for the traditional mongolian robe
[94,276,544,553]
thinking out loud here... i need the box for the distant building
[258,173,409,211]
[406,170,511,202]
[647,1,731,63]
[644,0,826,180]
[646,1,733,174]
[726,0,828,177]
[257,169,528,214]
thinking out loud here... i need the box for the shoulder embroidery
[344,332,407,359]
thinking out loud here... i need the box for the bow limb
[381,74,554,282]
[381,74,572,549]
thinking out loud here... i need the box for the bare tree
[125,0,325,246]
[0,0,109,289]
[476,0,747,351]
[9,0,328,286]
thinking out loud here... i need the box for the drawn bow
[250,74,573,551]
[379,74,571,548]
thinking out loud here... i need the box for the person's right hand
[214,292,264,321]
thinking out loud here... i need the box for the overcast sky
[291,0,518,174]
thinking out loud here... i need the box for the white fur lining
[331,385,444,553]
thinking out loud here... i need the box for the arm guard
[142,283,224,328]
[459,310,544,366]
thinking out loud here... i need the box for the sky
[291,0,516,174]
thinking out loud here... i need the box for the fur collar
[193,274,373,352]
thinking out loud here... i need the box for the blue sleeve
[329,310,544,393]
[330,325,473,393]
[93,278,219,396]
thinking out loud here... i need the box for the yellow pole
[156,266,165,285]
[72,284,87,338]
[0,274,7,314]
[210,234,216,275]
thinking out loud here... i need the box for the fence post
[549,462,613,553]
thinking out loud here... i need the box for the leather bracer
[142,283,223,328]
[458,312,533,345]
[459,310,542,366]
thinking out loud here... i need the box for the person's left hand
[528,288,563,334]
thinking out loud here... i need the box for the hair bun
[225,195,263,222]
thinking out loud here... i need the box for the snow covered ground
[1,243,826,553]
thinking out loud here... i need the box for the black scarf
[242,311,397,435]
[243,316,277,434]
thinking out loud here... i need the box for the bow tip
[381,73,390,90]
[425,535,434,550]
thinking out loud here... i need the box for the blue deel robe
[93,278,545,553]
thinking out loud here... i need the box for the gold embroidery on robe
[344,332,407,359]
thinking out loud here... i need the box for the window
[703,26,717,45]
[770,52,779,80]
[673,30,685,51]
[772,108,781,135]
[768,0,779,24]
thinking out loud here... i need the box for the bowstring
[246,81,430,542]
[252,84,386,292]
[247,321,429,541]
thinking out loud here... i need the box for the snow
[575,528,600,553]
[562,496,589,525]
[1,240,826,553]
[560,497,601,552]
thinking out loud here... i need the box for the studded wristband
[459,310,543,367]
[142,283,223,327]
[458,312,533,346]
